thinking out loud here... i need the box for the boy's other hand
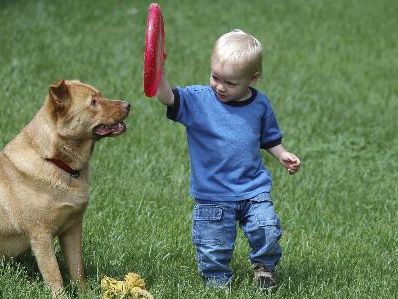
[279,152,301,175]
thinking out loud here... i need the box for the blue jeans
[191,193,282,285]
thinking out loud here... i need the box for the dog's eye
[91,98,97,106]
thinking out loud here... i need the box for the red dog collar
[45,158,80,178]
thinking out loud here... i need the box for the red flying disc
[143,3,165,97]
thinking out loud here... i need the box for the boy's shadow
[231,258,320,295]
[277,260,329,294]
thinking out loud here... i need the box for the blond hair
[211,29,263,76]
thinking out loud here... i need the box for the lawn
[0,0,397,298]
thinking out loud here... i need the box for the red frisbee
[143,3,165,97]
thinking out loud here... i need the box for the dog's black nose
[121,101,131,113]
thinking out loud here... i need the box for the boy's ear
[250,72,260,85]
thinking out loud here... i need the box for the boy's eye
[227,82,237,86]
[211,75,219,81]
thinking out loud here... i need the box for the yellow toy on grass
[101,272,154,299]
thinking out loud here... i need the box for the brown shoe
[253,264,277,291]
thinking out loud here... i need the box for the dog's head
[47,80,130,140]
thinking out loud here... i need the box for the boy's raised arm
[157,72,175,106]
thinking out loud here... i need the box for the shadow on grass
[277,260,332,295]
[12,251,40,279]
[3,250,87,298]
[229,258,328,297]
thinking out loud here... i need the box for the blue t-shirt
[167,85,282,201]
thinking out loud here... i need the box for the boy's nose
[217,83,226,92]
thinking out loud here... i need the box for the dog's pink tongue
[95,126,110,135]
[95,123,124,136]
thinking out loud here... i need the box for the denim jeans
[191,193,282,285]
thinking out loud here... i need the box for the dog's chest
[16,179,89,228]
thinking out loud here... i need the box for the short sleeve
[166,86,200,126]
[166,89,180,121]
[260,106,283,149]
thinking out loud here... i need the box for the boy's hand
[279,152,301,175]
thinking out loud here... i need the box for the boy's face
[210,59,258,102]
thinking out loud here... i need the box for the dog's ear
[49,80,70,113]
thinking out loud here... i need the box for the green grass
[1,0,397,298]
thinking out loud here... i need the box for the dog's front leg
[30,232,65,298]
[59,217,86,288]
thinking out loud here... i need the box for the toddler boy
[156,29,301,290]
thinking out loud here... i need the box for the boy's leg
[239,193,282,288]
[192,200,237,286]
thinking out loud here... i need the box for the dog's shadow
[6,251,40,278]
[1,244,137,298]
[2,245,81,297]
